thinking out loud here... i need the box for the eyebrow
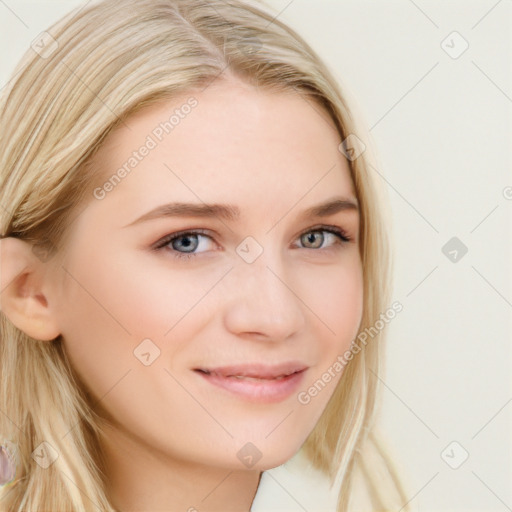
[123,196,359,228]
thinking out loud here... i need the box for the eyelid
[151,228,215,251]
[299,223,351,241]
[151,224,353,258]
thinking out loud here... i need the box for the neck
[98,423,262,512]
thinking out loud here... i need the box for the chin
[240,438,305,472]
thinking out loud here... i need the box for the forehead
[87,79,356,219]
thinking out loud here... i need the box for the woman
[0,0,413,510]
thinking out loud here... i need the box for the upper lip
[194,362,308,379]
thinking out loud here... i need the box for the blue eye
[153,225,351,261]
[152,229,213,260]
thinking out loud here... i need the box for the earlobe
[0,237,61,341]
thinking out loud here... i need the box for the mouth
[193,363,308,403]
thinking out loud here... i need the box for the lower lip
[195,369,306,403]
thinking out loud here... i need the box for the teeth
[230,374,287,380]
[198,369,298,380]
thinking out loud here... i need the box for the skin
[0,76,363,511]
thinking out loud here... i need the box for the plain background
[1,1,511,511]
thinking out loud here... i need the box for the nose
[222,249,306,342]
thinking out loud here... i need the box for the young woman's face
[49,78,363,471]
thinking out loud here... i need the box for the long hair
[0,0,411,510]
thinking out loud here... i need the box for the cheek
[54,255,196,434]
[54,244,168,395]
[289,256,363,401]
[106,249,229,330]
[56,251,225,392]
[55,264,135,396]
[304,256,364,348]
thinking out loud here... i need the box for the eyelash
[152,225,352,261]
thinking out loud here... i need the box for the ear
[0,237,61,341]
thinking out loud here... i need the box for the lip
[193,362,308,403]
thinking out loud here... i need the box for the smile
[193,363,308,403]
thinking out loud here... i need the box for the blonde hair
[0,0,411,510]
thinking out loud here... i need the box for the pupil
[305,232,322,248]
[176,235,197,252]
